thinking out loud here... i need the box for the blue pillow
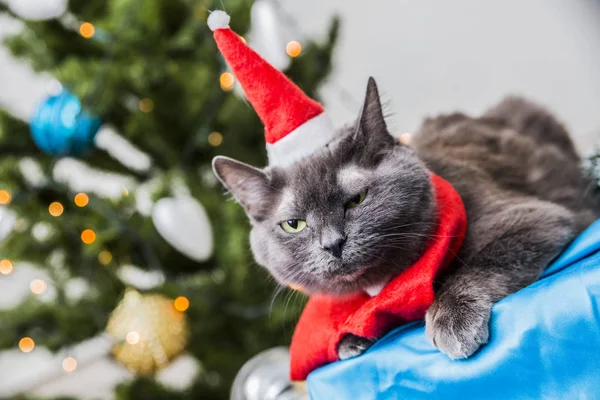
[307,220,600,399]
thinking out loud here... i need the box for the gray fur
[213,78,600,360]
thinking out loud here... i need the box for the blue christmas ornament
[30,90,102,157]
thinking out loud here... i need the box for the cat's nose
[323,235,346,258]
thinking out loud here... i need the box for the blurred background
[0,0,599,399]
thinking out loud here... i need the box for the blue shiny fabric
[308,219,600,399]
[30,90,101,156]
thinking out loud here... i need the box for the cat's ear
[359,77,388,135]
[212,156,277,222]
[356,78,395,157]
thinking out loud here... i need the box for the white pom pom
[207,10,230,31]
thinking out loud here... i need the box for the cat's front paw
[425,295,491,359]
[337,334,374,360]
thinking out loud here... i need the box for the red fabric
[289,174,467,381]
[213,28,324,144]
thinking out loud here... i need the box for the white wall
[282,0,600,153]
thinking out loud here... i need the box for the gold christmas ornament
[106,288,189,374]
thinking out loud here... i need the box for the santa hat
[207,10,336,167]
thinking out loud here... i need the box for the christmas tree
[0,0,338,398]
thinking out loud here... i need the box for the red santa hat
[207,10,336,167]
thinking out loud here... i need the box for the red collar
[289,173,467,381]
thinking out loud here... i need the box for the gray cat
[212,78,600,360]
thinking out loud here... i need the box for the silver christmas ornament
[231,347,308,400]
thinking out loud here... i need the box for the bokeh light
[399,132,412,145]
[289,283,304,292]
[174,296,190,312]
[74,193,89,207]
[286,41,302,57]
[81,229,96,244]
[49,202,64,217]
[126,331,140,345]
[139,98,154,113]
[98,250,112,265]
[30,279,48,295]
[0,190,11,205]
[0,259,13,275]
[220,72,234,91]
[19,337,35,353]
[79,22,95,39]
[208,132,223,147]
[62,357,77,372]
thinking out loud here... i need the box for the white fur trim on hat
[207,10,230,31]
[266,112,336,167]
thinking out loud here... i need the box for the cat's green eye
[347,189,368,209]
[281,219,307,233]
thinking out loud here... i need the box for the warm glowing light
[30,279,48,295]
[0,190,10,205]
[399,132,412,145]
[123,188,129,196]
[289,283,304,292]
[0,259,13,275]
[220,72,234,91]
[208,132,223,147]
[49,202,64,217]
[98,251,112,265]
[286,41,302,57]
[139,98,154,113]
[174,296,190,312]
[79,22,95,39]
[62,357,77,372]
[19,337,35,353]
[81,229,96,244]
[74,193,89,207]
[126,331,140,345]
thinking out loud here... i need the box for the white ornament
[117,265,165,290]
[0,207,16,242]
[7,0,67,20]
[249,0,290,71]
[156,354,201,390]
[152,197,214,262]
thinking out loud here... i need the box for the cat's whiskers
[377,231,471,271]
[269,284,287,317]
[378,221,438,232]
[281,280,308,321]
[353,247,405,274]
[377,232,460,239]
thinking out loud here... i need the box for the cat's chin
[308,267,394,296]
[338,266,370,282]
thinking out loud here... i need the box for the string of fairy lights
[0,0,364,378]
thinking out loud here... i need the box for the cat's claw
[337,334,374,360]
[425,295,491,359]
